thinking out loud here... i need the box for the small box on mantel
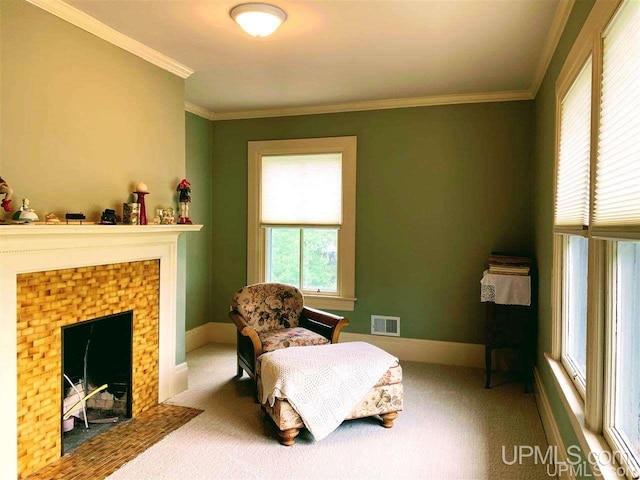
[123,203,140,225]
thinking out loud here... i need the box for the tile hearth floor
[26,404,202,480]
[63,414,128,455]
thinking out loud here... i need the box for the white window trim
[247,136,357,311]
[550,1,640,479]
[546,354,628,479]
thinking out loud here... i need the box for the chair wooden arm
[300,306,349,344]
[229,311,263,357]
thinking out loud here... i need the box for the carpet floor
[107,343,552,480]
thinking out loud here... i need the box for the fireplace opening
[61,311,133,454]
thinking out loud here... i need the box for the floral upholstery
[259,327,330,353]
[231,283,303,333]
[257,357,403,431]
[346,383,403,420]
[375,363,402,386]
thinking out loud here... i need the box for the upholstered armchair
[229,283,349,379]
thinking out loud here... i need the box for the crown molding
[530,0,576,97]
[185,102,215,121]
[211,90,533,121]
[25,0,194,79]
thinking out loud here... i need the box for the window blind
[261,153,342,226]
[555,57,593,231]
[594,0,640,234]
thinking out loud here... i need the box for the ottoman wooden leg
[381,411,398,428]
[278,428,299,446]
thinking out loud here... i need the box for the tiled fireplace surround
[0,225,200,479]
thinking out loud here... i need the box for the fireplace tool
[62,374,108,432]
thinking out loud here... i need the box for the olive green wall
[185,112,213,330]
[0,0,185,218]
[210,102,535,344]
[533,0,595,476]
[1,0,189,364]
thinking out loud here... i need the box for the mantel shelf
[0,224,203,237]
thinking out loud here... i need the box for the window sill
[546,353,627,479]
[304,295,355,312]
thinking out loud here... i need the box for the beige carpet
[107,343,551,480]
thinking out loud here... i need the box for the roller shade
[261,153,342,226]
[594,0,640,233]
[555,57,593,231]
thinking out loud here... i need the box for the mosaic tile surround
[16,261,160,478]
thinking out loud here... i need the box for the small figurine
[0,176,14,212]
[11,198,39,223]
[45,213,61,224]
[100,209,117,225]
[177,179,191,202]
[177,179,192,224]
[161,206,175,224]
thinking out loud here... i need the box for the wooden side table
[481,271,536,392]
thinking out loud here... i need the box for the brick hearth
[16,260,160,478]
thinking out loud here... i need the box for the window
[247,137,356,311]
[551,0,640,476]
[598,0,640,474]
[555,56,592,395]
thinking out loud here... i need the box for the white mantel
[0,224,202,478]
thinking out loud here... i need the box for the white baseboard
[534,367,576,480]
[340,332,484,368]
[186,322,484,368]
[171,362,189,397]
[185,322,214,353]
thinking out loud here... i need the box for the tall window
[261,153,341,293]
[247,137,356,311]
[552,0,640,475]
[598,0,640,472]
[555,57,592,395]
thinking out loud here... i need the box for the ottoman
[256,342,403,446]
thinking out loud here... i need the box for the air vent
[371,315,400,337]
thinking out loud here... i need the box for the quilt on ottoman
[258,342,402,441]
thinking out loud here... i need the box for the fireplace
[16,261,160,476]
[61,310,133,454]
[0,224,201,479]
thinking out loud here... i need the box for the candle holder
[134,191,148,225]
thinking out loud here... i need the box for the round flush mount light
[230,3,287,38]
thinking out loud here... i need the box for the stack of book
[488,253,531,276]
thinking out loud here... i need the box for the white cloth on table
[259,341,398,441]
[480,270,531,306]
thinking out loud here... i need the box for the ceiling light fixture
[230,3,287,38]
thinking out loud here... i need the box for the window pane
[614,241,640,459]
[565,235,588,380]
[267,228,300,287]
[302,229,338,293]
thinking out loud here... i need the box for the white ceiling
[65,0,563,117]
